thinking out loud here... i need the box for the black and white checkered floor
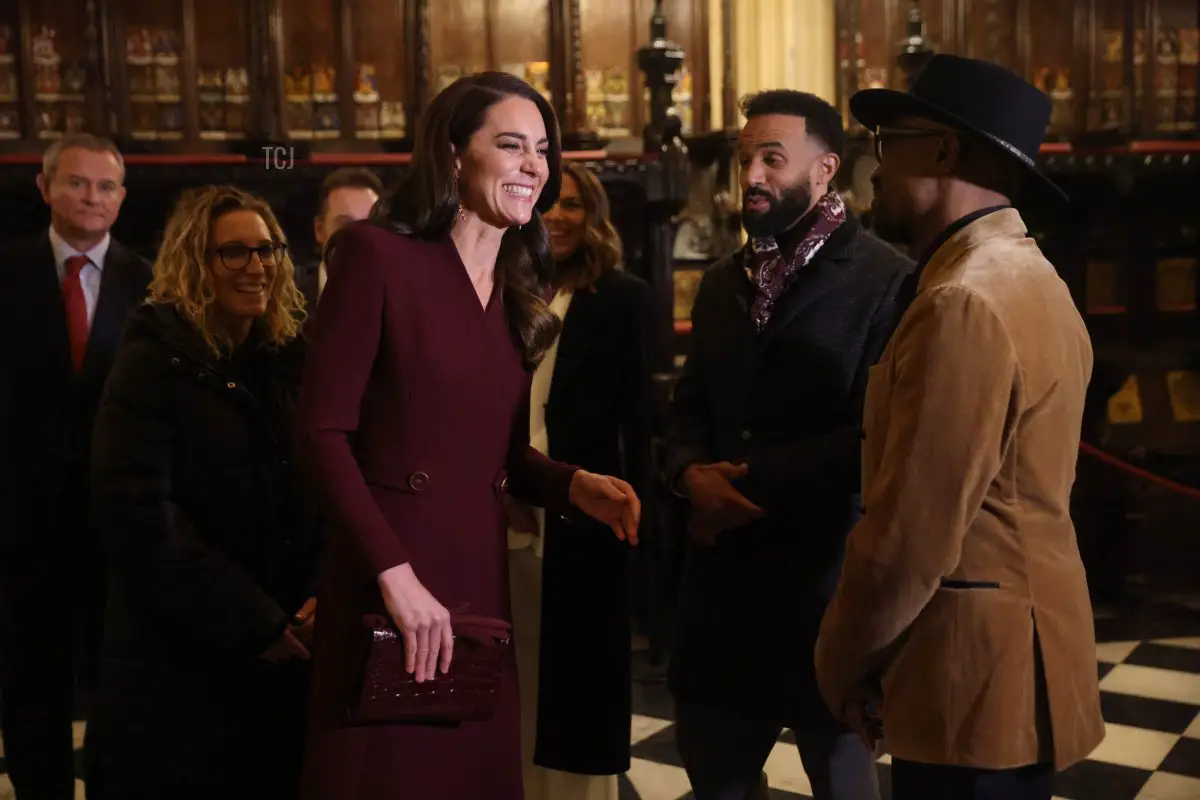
[3,599,1200,800]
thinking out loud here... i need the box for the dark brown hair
[370,71,563,369]
[553,161,623,291]
[317,167,383,216]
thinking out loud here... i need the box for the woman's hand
[377,563,453,683]
[568,470,641,545]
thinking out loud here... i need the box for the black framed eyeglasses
[211,242,288,271]
[872,126,949,162]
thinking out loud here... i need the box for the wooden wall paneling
[179,0,199,142]
[856,0,893,90]
[1138,0,1153,136]
[16,0,36,142]
[631,0,648,136]
[1073,0,1092,137]
[83,0,108,134]
[337,0,355,142]
[1144,0,1199,137]
[955,0,969,57]
[190,0,256,143]
[490,0,552,73]
[550,0,570,129]
[409,0,430,119]
[834,0,859,128]
[966,0,1020,69]
[104,0,131,140]
[692,0,709,131]
[566,0,586,135]
[427,0,487,90]
[1015,0,1030,77]
[720,0,734,128]
[348,0,411,145]
[578,0,639,139]
[262,0,287,140]
[1123,0,1137,138]
[95,0,116,137]
[26,0,113,142]
[1026,0,1080,138]
[940,0,957,52]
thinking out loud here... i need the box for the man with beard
[815,55,1103,800]
[665,90,913,799]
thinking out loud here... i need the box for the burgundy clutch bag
[346,611,512,726]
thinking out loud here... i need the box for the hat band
[978,130,1037,170]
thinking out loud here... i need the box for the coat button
[740,430,751,441]
[226,381,237,389]
[408,471,430,492]
[169,357,181,365]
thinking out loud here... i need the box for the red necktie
[62,254,90,373]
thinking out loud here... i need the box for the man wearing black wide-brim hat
[814,54,1105,800]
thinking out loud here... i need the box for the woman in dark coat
[295,72,641,800]
[86,186,321,799]
[505,161,653,799]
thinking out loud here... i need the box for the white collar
[49,225,111,271]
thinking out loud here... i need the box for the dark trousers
[674,700,881,800]
[892,759,1054,800]
[0,546,104,800]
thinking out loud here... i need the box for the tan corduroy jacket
[815,209,1105,771]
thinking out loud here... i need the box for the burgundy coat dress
[295,221,580,800]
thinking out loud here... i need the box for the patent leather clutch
[346,611,512,726]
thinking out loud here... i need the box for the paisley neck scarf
[745,191,847,332]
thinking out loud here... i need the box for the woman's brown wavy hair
[553,161,623,291]
[368,70,562,370]
[148,185,305,356]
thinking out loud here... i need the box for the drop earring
[457,204,465,221]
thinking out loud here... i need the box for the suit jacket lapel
[545,287,596,410]
[81,242,143,383]
[26,235,73,374]
[711,256,761,398]
[759,217,862,348]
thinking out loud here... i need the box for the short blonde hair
[149,185,305,356]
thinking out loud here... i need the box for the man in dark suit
[665,91,913,800]
[0,133,151,800]
[297,167,382,326]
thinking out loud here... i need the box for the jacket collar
[125,302,304,380]
[918,207,1029,294]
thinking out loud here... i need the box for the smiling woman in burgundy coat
[295,71,642,800]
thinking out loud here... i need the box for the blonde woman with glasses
[86,185,323,800]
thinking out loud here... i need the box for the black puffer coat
[85,302,322,800]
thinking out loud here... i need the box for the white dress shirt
[49,225,110,330]
[318,262,328,299]
[507,288,574,558]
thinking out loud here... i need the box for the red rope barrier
[1078,441,1200,501]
